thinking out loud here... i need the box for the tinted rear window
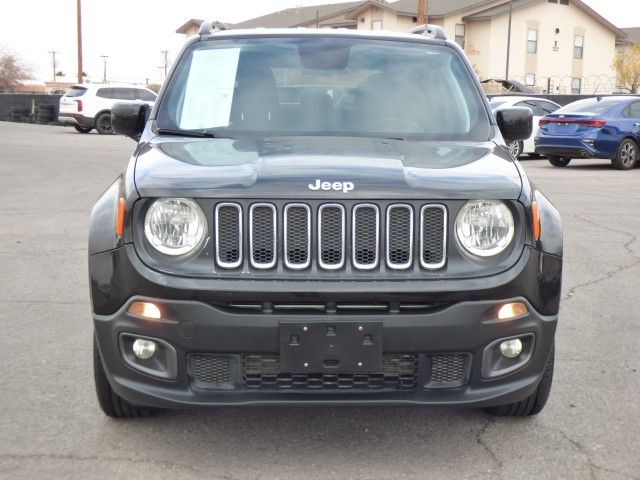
[558,98,622,114]
[65,87,87,98]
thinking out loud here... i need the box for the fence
[482,74,626,95]
[0,94,62,122]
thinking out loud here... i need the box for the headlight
[455,200,514,257]
[144,198,206,256]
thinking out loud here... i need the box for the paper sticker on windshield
[180,47,240,130]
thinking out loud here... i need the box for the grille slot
[215,203,242,268]
[420,205,447,269]
[243,353,417,391]
[318,204,345,269]
[249,203,276,269]
[190,354,233,389]
[426,353,471,388]
[352,204,380,269]
[386,204,413,269]
[284,204,311,269]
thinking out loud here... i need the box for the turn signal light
[531,201,540,241]
[128,301,161,319]
[115,198,125,238]
[497,302,528,320]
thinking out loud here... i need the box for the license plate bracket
[279,322,383,373]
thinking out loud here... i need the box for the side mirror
[495,107,533,143]
[111,102,150,140]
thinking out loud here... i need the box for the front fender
[535,190,563,257]
[89,176,126,255]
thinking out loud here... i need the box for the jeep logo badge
[308,179,354,193]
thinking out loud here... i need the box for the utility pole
[100,55,108,83]
[505,0,513,80]
[418,0,428,24]
[161,50,169,78]
[76,0,83,84]
[48,50,58,82]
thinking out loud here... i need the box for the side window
[537,101,559,115]
[96,88,112,98]
[626,102,640,118]
[515,100,540,116]
[112,88,136,100]
[136,89,157,101]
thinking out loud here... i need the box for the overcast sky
[0,0,637,84]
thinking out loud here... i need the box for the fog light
[132,339,157,359]
[128,301,161,319]
[500,339,523,359]
[498,302,528,320]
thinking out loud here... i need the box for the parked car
[535,96,640,169]
[90,24,562,419]
[489,96,560,158]
[58,84,156,134]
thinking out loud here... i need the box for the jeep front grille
[214,201,447,272]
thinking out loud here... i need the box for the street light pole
[48,50,58,83]
[100,55,108,83]
[76,0,83,84]
[505,0,513,80]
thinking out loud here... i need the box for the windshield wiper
[156,128,218,138]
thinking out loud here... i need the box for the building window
[525,74,536,86]
[527,29,538,54]
[574,35,584,59]
[455,24,466,48]
[571,77,582,94]
[548,0,569,4]
[371,20,382,30]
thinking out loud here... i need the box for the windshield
[557,98,622,115]
[156,37,491,141]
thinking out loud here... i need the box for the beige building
[177,0,627,94]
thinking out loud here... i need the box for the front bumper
[91,245,561,408]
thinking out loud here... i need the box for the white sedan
[489,96,561,158]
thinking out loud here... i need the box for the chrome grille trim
[283,203,311,270]
[386,204,414,270]
[318,203,346,270]
[249,203,277,269]
[215,202,242,269]
[352,204,380,270]
[420,204,447,270]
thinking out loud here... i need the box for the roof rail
[409,24,447,40]
[198,20,231,36]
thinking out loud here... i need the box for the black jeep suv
[90,24,562,418]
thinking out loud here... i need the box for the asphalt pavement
[0,122,638,480]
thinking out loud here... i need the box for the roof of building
[233,1,363,29]
[175,18,205,34]
[346,0,494,19]
[621,27,640,44]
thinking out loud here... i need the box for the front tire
[95,112,114,135]
[507,141,523,159]
[548,156,571,167]
[612,138,638,170]
[485,342,554,417]
[74,125,92,134]
[94,335,156,418]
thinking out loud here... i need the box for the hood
[134,136,522,200]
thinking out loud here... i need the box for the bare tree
[613,44,640,94]
[0,48,32,92]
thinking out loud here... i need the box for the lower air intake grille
[426,353,471,388]
[190,355,232,388]
[243,353,418,391]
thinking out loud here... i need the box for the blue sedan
[535,96,640,170]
